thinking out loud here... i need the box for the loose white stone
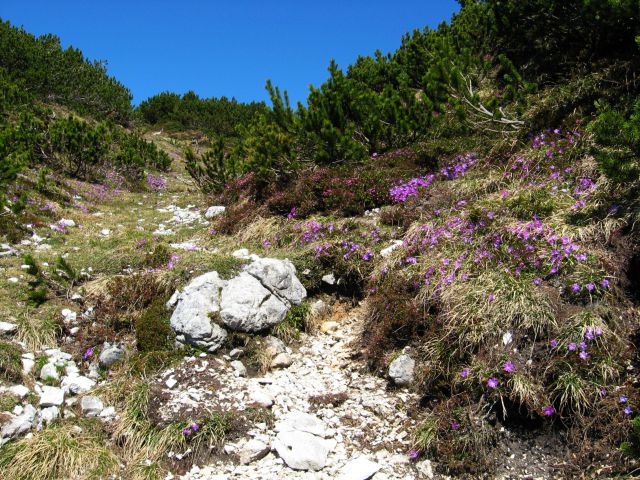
[61,309,77,323]
[205,206,226,219]
[40,363,60,382]
[39,386,64,407]
[61,375,95,395]
[337,456,381,480]
[40,406,60,425]
[230,360,247,377]
[380,240,404,258]
[273,430,331,471]
[0,321,17,334]
[166,378,178,389]
[388,354,415,386]
[276,411,328,438]
[322,273,336,285]
[249,389,274,408]
[8,385,29,398]
[0,404,36,443]
[80,396,104,417]
[238,438,270,465]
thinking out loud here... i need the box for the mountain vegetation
[1,1,640,478]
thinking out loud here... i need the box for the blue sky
[0,1,459,105]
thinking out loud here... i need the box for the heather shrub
[135,298,174,352]
[95,273,170,330]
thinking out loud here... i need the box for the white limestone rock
[39,386,64,407]
[204,206,226,219]
[337,456,381,480]
[273,430,331,471]
[40,363,60,382]
[388,354,415,387]
[0,321,17,334]
[80,396,104,417]
[243,257,306,305]
[220,272,288,332]
[169,271,228,352]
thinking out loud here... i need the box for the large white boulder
[169,271,228,352]
[220,272,288,332]
[170,257,307,347]
[244,257,306,304]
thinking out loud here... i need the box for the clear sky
[0,1,459,106]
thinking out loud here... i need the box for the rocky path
[163,306,431,480]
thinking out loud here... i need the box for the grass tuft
[0,422,118,480]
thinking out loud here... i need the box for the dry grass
[14,307,59,351]
[437,270,557,353]
[0,422,119,480]
[234,215,285,245]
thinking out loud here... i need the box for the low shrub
[134,298,174,352]
[94,273,170,330]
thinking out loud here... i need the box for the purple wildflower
[625,406,633,415]
[571,283,581,293]
[586,283,595,292]
[191,423,200,432]
[620,395,628,404]
[461,368,471,378]
[584,327,594,341]
[567,342,577,351]
[549,340,558,348]
[83,348,94,360]
[543,405,555,416]
[487,377,499,389]
[451,421,459,430]
[182,427,192,436]
[503,362,515,373]
[579,350,589,360]
[408,449,420,460]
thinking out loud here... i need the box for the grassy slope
[0,118,638,477]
